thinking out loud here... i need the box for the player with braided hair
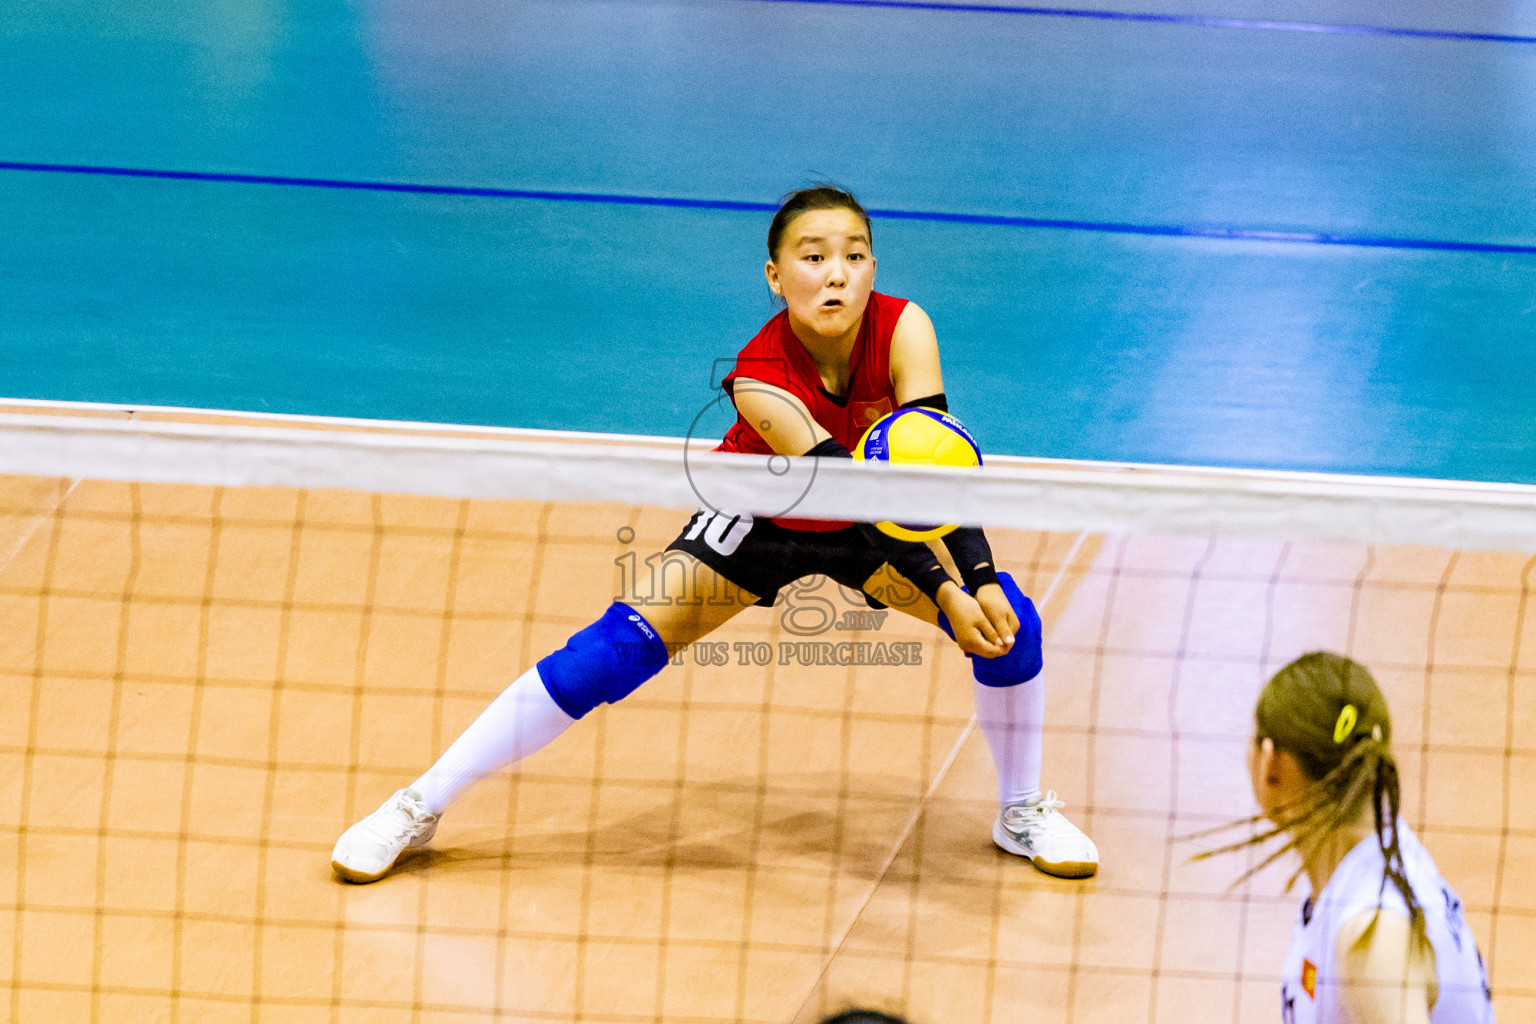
[1200,652,1493,1024]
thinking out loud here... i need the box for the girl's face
[765,207,876,342]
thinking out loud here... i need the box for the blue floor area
[2,0,1534,481]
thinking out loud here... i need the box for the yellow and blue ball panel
[854,407,982,541]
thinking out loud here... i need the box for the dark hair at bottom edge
[817,1010,913,1024]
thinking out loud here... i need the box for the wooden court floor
[2,475,1532,1023]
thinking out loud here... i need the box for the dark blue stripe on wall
[868,207,1536,255]
[0,162,780,214]
[740,0,1536,44]
[5,161,1536,256]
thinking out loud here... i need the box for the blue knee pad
[936,571,1043,687]
[537,603,671,719]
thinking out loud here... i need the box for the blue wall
[3,0,1534,480]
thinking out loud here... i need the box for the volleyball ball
[853,407,982,541]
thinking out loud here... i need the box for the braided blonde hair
[1196,652,1420,925]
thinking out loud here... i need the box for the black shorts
[667,509,892,608]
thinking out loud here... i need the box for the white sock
[974,677,1044,808]
[411,667,576,815]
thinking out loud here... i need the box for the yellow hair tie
[1333,704,1358,744]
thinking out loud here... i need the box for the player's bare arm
[1336,909,1436,1024]
[888,302,1018,646]
[730,375,1005,657]
[888,301,944,402]
[729,378,830,455]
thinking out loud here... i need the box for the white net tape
[2,404,1535,551]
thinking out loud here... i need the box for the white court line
[792,531,1090,1018]
[0,478,79,579]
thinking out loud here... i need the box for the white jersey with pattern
[1279,822,1493,1024]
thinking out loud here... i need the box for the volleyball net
[3,400,1529,1024]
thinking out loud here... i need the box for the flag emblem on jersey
[1301,960,1317,999]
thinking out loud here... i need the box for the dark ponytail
[1194,652,1421,928]
[767,184,871,261]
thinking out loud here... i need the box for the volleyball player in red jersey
[332,186,1098,883]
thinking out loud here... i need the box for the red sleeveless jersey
[717,291,908,531]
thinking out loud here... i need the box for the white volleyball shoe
[331,788,439,884]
